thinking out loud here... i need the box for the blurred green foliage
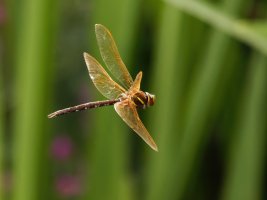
[0,0,266,200]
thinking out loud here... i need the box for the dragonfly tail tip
[47,113,55,119]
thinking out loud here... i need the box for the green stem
[145,4,191,200]
[221,53,267,200]
[162,0,253,199]
[84,0,140,200]
[12,0,57,200]
[0,47,4,200]
[166,0,267,55]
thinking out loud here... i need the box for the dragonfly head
[132,91,155,109]
[146,92,155,107]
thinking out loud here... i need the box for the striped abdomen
[48,99,120,118]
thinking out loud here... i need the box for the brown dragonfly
[48,24,158,151]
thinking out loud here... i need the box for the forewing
[84,52,125,100]
[95,24,133,89]
[129,71,142,94]
[114,99,158,151]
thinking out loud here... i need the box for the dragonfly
[48,24,158,151]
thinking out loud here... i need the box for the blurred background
[0,0,267,199]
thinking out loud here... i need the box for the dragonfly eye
[131,91,147,108]
[146,92,155,106]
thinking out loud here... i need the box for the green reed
[84,0,140,200]
[221,53,267,200]
[0,54,4,200]
[145,0,266,199]
[11,0,57,200]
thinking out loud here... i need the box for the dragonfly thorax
[131,91,155,109]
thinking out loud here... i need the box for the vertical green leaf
[165,0,267,56]
[84,0,140,200]
[144,5,185,200]
[12,0,57,200]
[221,53,267,200]
[0,48,4,200]
[157,0,254,199]
[145,1,210,199]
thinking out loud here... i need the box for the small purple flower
[55,175,82,197]
[3,171,12,193]
[0,4,7,25]
[50,135,73,161]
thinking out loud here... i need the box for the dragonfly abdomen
[48,99,120,118]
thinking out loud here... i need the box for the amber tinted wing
[114,99,158,151]
[84,52,126,100]
[129,71,142,94]
[95,24,133,89]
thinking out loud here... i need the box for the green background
[1,0,266,199]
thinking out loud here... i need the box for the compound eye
[146,92,155,106]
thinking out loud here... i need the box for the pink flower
[3,171,12,193]
[50,135,73,161]
[0,4,7,25]
[55,175,82,197]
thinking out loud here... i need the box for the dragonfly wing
[114,99,158,151]
[84,52,126,100]
[95,24,133,89]
[129,71,142,93]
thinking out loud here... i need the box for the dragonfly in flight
[48,24,158,151]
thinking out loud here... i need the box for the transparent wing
[95,24,133,89]
[129,71,142,94]
[114,99,158,151]
[84,52,126,100]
